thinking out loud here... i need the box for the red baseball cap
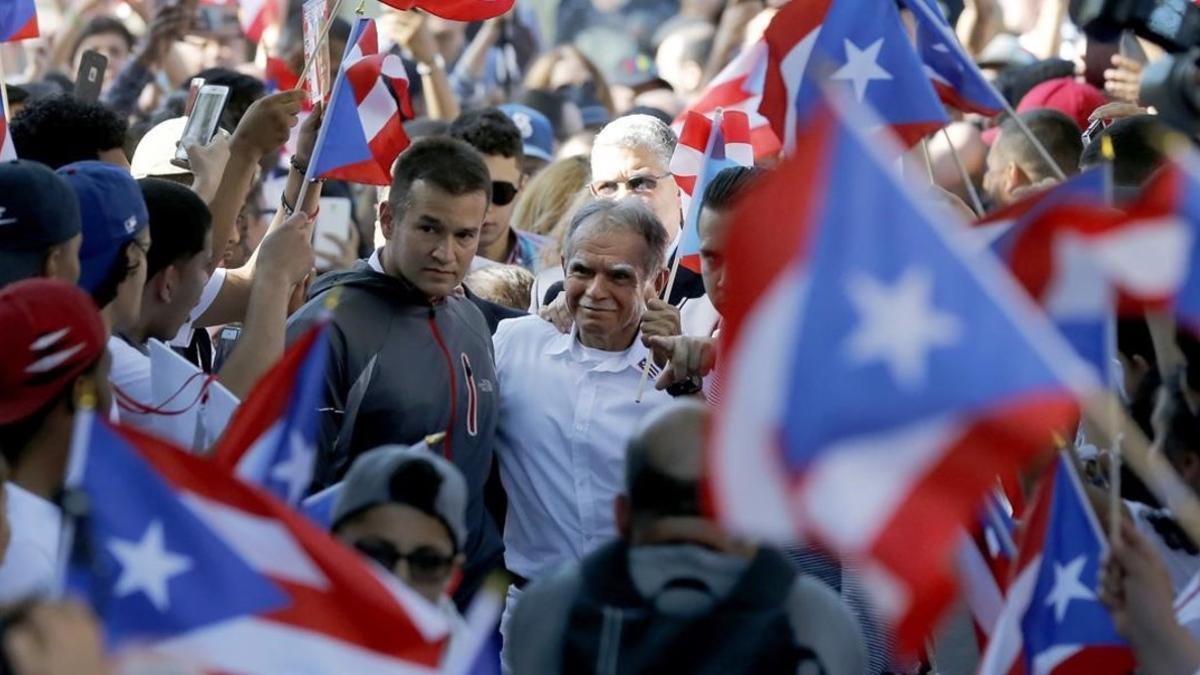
[0,279,107,424]
[982,77,1107,145]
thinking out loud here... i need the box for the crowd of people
[0,0,1199,672]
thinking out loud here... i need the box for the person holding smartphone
[103,0,192,116]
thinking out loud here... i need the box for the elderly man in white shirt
[492,198,678,622]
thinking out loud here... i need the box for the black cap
[0,160,83,288]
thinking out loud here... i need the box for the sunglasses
[352,538,455,583]
[589,173,671,198]
[492,181,519,207]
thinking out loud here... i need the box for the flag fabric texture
[0,92,16,161]
[978,453,1135,674]
[677,41,781,161]
[1114,149,1200,328]
[308,17,413,186]
[212,321,329,506]
[758,0,948,152]
[377,0,513,21]
[265,55,300,93]
[65,409,449,672]
[0,0,38,42]
[239,0,279,43]
[985,169,1122,382]
[989,166,1195,380]
[670,110,754,273]
[705,94,1094,651]
[902,0,1006,116]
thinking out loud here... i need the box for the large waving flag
[309,17,413,186]
[0,0,37,42]
[212,321,329,506]
[65,409,449,671]
[670,110,754,273]
[378,0,513,21]
[706,93,1095,651]
[0,92,16,162]
[677,42,781,161]
[759,0,948,153]
[903,0,1006,116]
[978,453,1135,674]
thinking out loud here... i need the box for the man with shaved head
[491,198,681,640]
[505,401,868,674]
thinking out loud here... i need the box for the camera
[1070,0,1200,53]
[1070,0,1200,134]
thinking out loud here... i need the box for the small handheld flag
[903,0,1006,116]
[377,0,514,21]
[308,17,412,186]
[0,90,16,162]
[669,109,754,274]
[676,41,781,161]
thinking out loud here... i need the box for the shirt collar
[546,325,650,374]
[368,248,384,274]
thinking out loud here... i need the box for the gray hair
[592,114,678,170]
[563,199,668,276]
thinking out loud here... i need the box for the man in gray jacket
[505,401,869,675]
[288,137,503,604]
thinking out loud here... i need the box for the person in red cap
[0,279,111,603]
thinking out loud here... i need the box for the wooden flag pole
[921,137,935,184]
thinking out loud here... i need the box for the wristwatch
[666,375,704,398]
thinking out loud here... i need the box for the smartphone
[313,197,353,268]
[183,77,205,117]
[172,84,230,168]
[73,50,108,102]
[1082,38,1119,91]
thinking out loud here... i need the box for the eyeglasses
[352,538,455,583]
[589,173,671,198]
[492,181,519,207]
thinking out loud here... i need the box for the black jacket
[287,262,504,603]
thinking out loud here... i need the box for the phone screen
[183,77,205,117]
[174,84,230,165]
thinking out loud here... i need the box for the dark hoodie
[287,260,503,603]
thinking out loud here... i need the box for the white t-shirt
[108,335,154,430]
[0,483,63,602]
[169,268,227,348]
[1128,500,1200,593]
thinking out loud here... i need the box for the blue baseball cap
[499,104,554,162]
[57,161,149,293]
[0,160,82,289]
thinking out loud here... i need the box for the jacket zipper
[428,307,456,459]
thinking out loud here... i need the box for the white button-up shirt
[493,316,673,581]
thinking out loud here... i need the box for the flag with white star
[902,0,1007,116]
[758,0,948,152]
[979,453,1134,674]
[65,411,288,648]
[213,320,330,506]
[706,92,1097,653]
[63,408,451,670]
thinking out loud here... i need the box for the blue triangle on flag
[68,417,288,648]
[310,75,375,179]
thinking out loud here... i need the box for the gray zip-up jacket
[287,261,503,601]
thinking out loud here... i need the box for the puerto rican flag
[378,0,513,21]
[1115,148,1200,328]
[978,453,1135,674]
[64,410,448,672]
[0,0,38,42]
[903,0,1006,116]
[238,0,279,43]
[677,42,781,161]
[759,0,948,153]
[212,321,329,506]
[988,166,1195,381]
[670,110,754,273]
[0,91,16,161]
[308,17,412,186]
[705,93,1095,651]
